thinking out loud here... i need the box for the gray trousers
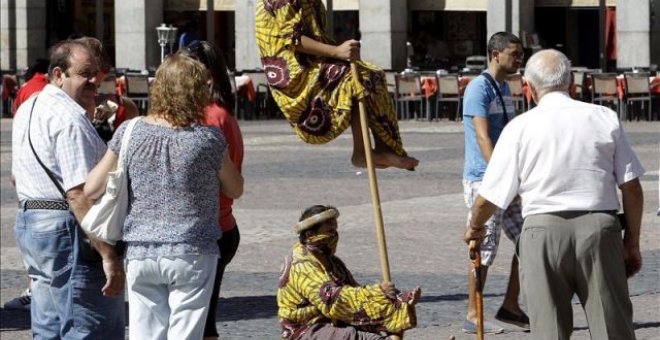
[518,211,635,340]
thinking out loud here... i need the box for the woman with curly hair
[256,0,419,170]
[178,40,245,340]
[85,55,243,339]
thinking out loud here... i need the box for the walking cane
[350,62,402,340]
[469,240,484,340]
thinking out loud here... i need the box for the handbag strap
[116,117,142,171]
[481,72,509,126]
[27,95,66,199]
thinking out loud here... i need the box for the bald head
[524,49,572,98]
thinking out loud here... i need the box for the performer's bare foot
[351,151,419,170]
[349,105,419,170]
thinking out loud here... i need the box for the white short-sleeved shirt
[479,91,645,218]
[12,84,106,202]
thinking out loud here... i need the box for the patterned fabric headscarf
[296,206,340,255]
[302,230,338,255]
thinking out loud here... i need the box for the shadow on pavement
[420,292,504,303]
[634,321,660,329]
[216,295,277,321]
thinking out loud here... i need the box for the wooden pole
[469,240,484,340]
[350,62,392,282]
[350,62,400,339]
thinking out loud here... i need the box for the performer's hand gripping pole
[350,63,400,340]
[469,240,484,340]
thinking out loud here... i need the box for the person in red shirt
[179,40,244,340]
[11,58,50,115]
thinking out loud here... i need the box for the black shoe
[495,307,530,329]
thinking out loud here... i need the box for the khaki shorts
[463,180,523,266]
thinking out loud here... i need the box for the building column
[235,0,261,71]
[1,0,47,71]
[359,0,406,70]
[652,0,660,64]
[114,0,163,70]
[617,0,650,68]
[487,0,534,46]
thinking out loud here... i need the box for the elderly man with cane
[465,49,644,340]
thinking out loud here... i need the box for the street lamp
[168,26,178,56]
[156,23,178,63]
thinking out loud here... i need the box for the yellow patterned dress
[277,243,417,339]
[255,0,408,157]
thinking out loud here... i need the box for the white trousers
[126,255,218,340]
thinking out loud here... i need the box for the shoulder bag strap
[481,72,509,126]
[27,96,66,199]
[116,117,142,171]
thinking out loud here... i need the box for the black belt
[21,200,69,210]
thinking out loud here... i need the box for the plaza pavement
[0,118,658,339]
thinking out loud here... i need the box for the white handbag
[81,117,142,245]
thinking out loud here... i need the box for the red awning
[605,6,616,60]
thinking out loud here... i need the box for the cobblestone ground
[1,118,658,339]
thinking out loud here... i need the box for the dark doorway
[409,11,487,71]
[575,9,600,68]
[535,7,568,54]
[536,7,601,69]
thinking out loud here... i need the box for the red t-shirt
[12,73,48,115]
[203,103,244,232]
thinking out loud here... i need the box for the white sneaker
[3,288,31,311]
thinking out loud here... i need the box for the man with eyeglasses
[11,40,125,339]
[459,31,528,334]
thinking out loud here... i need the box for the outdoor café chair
[435,72,462,121]
[591,73,621,119]
[624,72,652,121]
[394,71,424,120]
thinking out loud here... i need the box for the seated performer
[256,0,419,170]
[278,205,421,339]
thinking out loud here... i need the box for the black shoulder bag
[27,97,103,263]
[481,72,510,126]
